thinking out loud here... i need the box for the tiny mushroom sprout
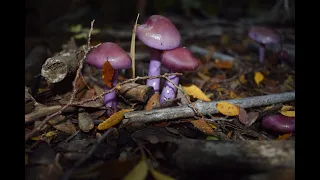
[136,14,181,93]
[160,47,199,104]
[248,26,280,63]
[86,42,132,115]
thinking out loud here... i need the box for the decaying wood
[123,91,295,124]
[41,51,79,83]
[116,83,154,103]
[169,138,294,173]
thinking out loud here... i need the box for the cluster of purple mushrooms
[85,15,294,134]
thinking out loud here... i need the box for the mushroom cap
[136,15,181,50]
[86,42,132,69]
[161,47,199,72]
[248,26,280,45]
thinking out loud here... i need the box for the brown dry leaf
[102,60,115,88]
[49,116,77,135]
[98,109,133,130]
[254,72,264,87]
[216,101,240,116]
[183,85,211,101]
[280,105,295,117]
[215,61,233,69]
[145,93,160,110]
[277,133,292,140]
[82,88,96,99]
[229,90,240,99]
[238,107,249,125]
[189,118,215,135]
[210,84,218,90]
[238,108,259,127]
[263,78,277,87]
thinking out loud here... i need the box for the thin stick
[130,14,140,78]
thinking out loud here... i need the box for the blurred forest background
[25,0,294,52]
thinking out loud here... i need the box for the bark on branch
[123,91,295,124]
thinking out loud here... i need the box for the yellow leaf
[208,123,217,129]
[280,105,295,117]
[280,110,295,117]
[45,131,57,137]
[197,72,210,81]
[281,105,294,111]
[123,158,148,180]
[183,85,211,101]
[263,105,275,111]
[216,101,240,116]
[98,109,133,130]
[31,136,41,141]
[70,24,82,33]
[149,168,175,180]
[254,72,264,86]
[189,118,215,135]
[239,74,247,84]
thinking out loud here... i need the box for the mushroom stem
[146,49,162,93]
[160,70,180,104]
[104,70,119,116]
[259,43,266,63]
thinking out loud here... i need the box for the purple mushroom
[160,47,199,104]
[86,42,132,115]
[248,26,280,63]
[262,114,295,133]
[136,15,181,93]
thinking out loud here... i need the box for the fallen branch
[123,91,295,124]
[169,138,294,173]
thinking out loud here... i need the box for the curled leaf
[280,105,295,117]
[216,101,240,116]
[102,60,115,88]
[183,85,211,101]
[98,109,133,130]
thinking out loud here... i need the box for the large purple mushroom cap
[136,15,181,50]
[161,47,199,72]
[248,26,280,45]
[86,42,132,69]
[262,114,295,133]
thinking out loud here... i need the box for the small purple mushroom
[136,15,181,93]
[248,26,280,63]
[86,42,132,115]
[262,114,295,133]
[160,47,199,104]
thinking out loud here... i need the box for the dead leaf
[49,115,77,134]
[189,118,215,135]
[45,131,57,137]
[145,93,160,110]
[78,109,94,132]
[123,158,148,180]
[216,101,240,116]
[206,136,219,140]
[239,74,248,84]
[277,133,292,140]
[149,168,175,180]
[215,61,233,69]
[254,72,264,87]
[98,109,133,130]
[238,107,249,125]
[280,105,295,117]
[183,85,211,101]
[102,60,115,88]
[197,72,211,81]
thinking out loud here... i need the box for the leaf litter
[25,9,295,180]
